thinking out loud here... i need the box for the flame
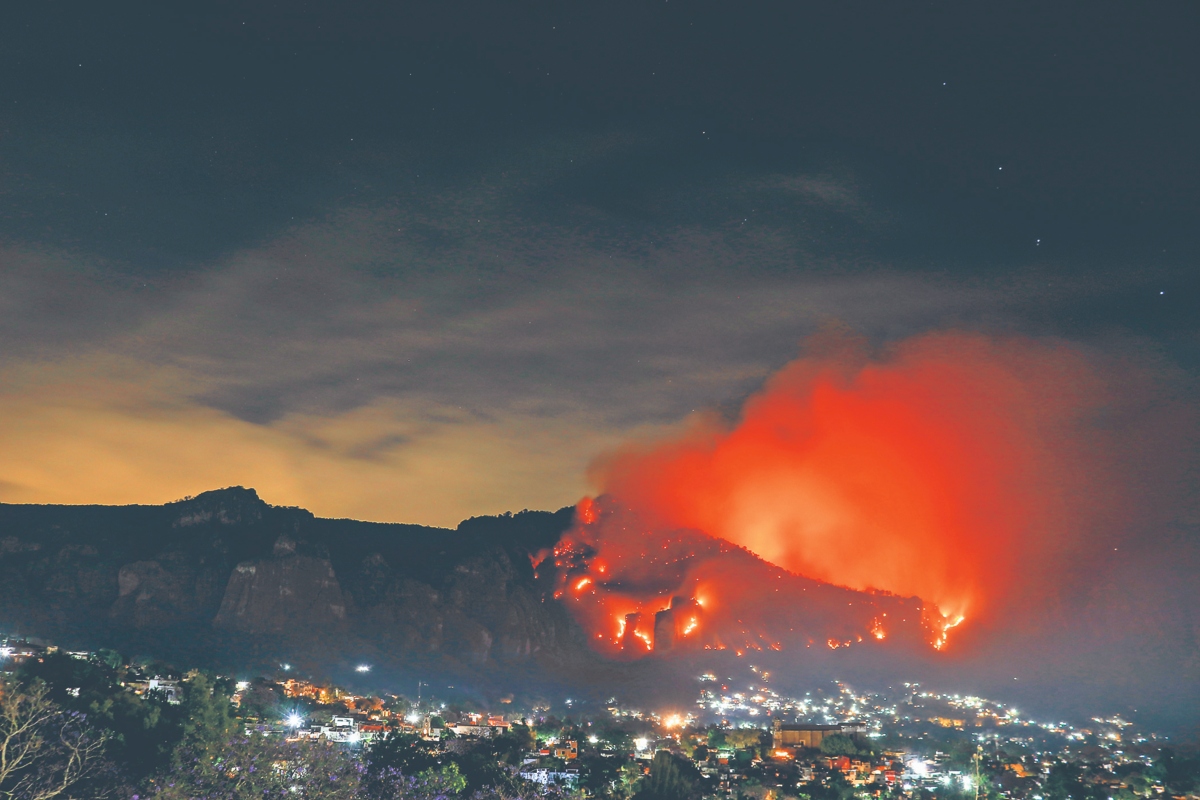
[930,613,965,651]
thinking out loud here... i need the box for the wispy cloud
[0,147,1179,526]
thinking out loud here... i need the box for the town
[2,632,1197,800]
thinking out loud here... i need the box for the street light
[286,713,304,729]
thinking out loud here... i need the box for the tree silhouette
[634,751,701,800]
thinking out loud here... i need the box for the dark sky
[2,0,1199,732]
[3,2,1197,520]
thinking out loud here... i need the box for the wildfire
[576,332,1104,651]
[930,613,966,651]
[548,495,940,657]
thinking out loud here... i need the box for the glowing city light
[634,737,649,751]
[286,713,304,728]
[355,664,371,673]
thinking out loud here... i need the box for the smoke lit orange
[561,331,1104,653]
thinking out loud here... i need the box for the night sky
[2,3,1199,726]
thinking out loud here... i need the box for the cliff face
[213,540,349,633]
[362,549,576,664]
[110,557,226,629]
[0,487,582,673]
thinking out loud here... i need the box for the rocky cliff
[0,487,584,677]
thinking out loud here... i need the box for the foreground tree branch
[0,678,111,800]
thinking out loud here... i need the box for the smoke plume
[556,331,1133,654]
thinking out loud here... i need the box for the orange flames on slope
[556,332,1105,654]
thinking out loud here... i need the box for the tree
[498,724,536,762]
[724,729,767,751]
[92,651,123,673]
[1043,762,1105,800]
[1151,748,1200,796]
[580,752,637,800]
[819,734,860,757]
[149,732,362,800]
[172,673,238,766]
[235,680,283,722]
[18,650,179,780]
[364,733,441,780]
[801,765,856,800]
[634,751,701,800]
[0,678,112,800]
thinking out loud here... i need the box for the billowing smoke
[552,331,1139,655]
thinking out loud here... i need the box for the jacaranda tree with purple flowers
[0,677,113,800]
[147,732,364,800]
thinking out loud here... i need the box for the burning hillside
[538,495,929,659]
[549,331,1118,657]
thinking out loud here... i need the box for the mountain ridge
[0,487,933,705]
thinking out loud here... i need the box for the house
[553,740,578,760]
[449,723,492,738]
[148,677,181,704]
[771,720,867,750]
[519,768,580,788]
[315,716,362,743]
